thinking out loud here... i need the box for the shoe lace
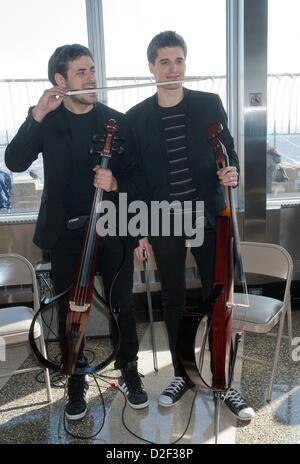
[163,377,186,394]
[225,388,247,408]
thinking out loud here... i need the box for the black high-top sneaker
[65,375,89,420]
[158,377,194,407]
[118,361,149,409]
[224,387,255,421]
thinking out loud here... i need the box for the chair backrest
[133,253,157,273]
[133,246,201,292]
[240,241,293,301]
[0,253,39,312]
[133,253,160,293]
[241,241,293,280]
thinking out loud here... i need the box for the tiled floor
[236,311,300,444]
[0,311,299,444]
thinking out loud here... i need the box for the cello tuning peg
[90,135,104,156]
[113,145,125,155]
[92,135,104,143]
[89,146,101,156]
[113,306,121,314]
[112,136,125,155]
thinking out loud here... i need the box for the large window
[0,0,227,216]
[102,0,227,112]
[0,0,88,215]
[267,0,300,203]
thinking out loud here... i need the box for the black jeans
[150,225,215,377]
[50,228,139,371]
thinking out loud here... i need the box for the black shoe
[224,387,255,421]
[65,375,89,421]
[119,361,149,409]
[158,377,194,407]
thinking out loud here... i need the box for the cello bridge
[226,301,250,309]
[69,302,90,313]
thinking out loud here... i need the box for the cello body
[210,215,233,390]
[178,122,238,392]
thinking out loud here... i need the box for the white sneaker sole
[127,399,149,409]
[158,400,175,408]
[225,405,255,421]
[118,384,149,409]
[65,406,88,421]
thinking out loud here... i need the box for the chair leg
[44,367,53,403]
[38,323,53,403]
[267,312,286,402]
[286,302,293,359]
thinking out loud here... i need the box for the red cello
[178,122,248,440]
[29,119,121,376]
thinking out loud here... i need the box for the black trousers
[50,228,139,372]
[150,225,215,377]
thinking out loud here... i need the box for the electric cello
[29,119,122,376]
[178,122,248,440]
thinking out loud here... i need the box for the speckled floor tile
[236,309,300,444]
[0,339,120,444]
[1,311,300,444]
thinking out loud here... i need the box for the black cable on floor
[62,374,107,440]
[116,381,199,444]
[34,349,96,387]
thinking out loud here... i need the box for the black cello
[29,119,121,376]
[178,122,248,440]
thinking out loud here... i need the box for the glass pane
[267,0,300,203]
[0,0,88,214]
[102,0,227,113]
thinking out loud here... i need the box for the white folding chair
[0,253,52,402]
[233,242,293,402]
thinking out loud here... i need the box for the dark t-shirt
[63,105,97,219]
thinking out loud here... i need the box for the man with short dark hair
[127,31,255,421]
[5,44,148,420]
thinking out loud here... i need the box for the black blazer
[126,88,239,226]
[5,103,137,250]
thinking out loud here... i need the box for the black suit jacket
[126,88,239,226]
[5,102,137,250]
